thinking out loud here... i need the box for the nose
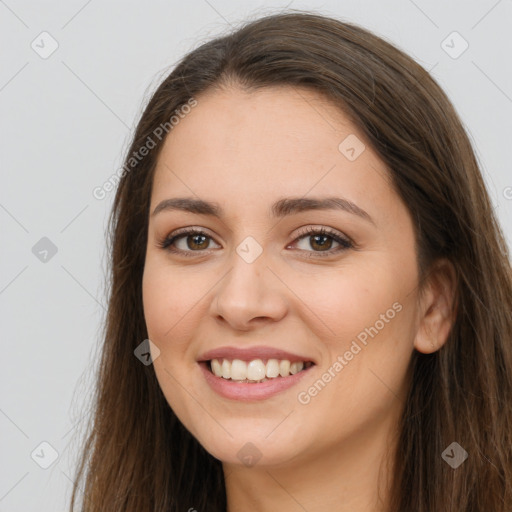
[210,248,288,331]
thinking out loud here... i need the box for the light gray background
[1,0,511,510]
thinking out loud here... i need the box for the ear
[414,258,458,354]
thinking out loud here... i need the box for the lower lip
[198,362,315,401]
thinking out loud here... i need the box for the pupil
[312,235,331,251]
[189,234,208,250]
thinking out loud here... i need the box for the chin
[203,437,301,468]
[189,420,307,468]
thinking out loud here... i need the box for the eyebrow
[151,196,375,225]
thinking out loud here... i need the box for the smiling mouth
[206,358,315,383]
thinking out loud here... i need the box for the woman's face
[143,85,423,468]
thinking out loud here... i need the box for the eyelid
[159,226,220,255]
[158,225,354,257]
[291,225,353,246]
[287,225,354,257]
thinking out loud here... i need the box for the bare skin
[142,84,456,511]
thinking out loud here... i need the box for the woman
[69,11,512,511]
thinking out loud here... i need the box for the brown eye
[183,233,210,250]
[291,227,353,257]
[158,226,353,258]
[308,233,334,251]
[158,228,220,256]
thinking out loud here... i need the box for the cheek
[142,261,202,343]
[294,292,415,449]
[292,260,417,394]
[142,261,207,434]
[288,263,400,341]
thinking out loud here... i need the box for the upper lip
[197,345,316,364]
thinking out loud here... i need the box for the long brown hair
[69,10,512,511]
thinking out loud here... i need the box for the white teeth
[266,359,280,378]
[211,359,222,377]
[209,358,310,382]
[290,362,304,374]
[231,359,247,380]
[279,360,290,377]
[247,359,266,381]
[221,359,231,379]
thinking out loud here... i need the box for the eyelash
[157,226,354,258]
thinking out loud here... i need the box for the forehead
[151,85,394,221]
[156,85,361,172]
